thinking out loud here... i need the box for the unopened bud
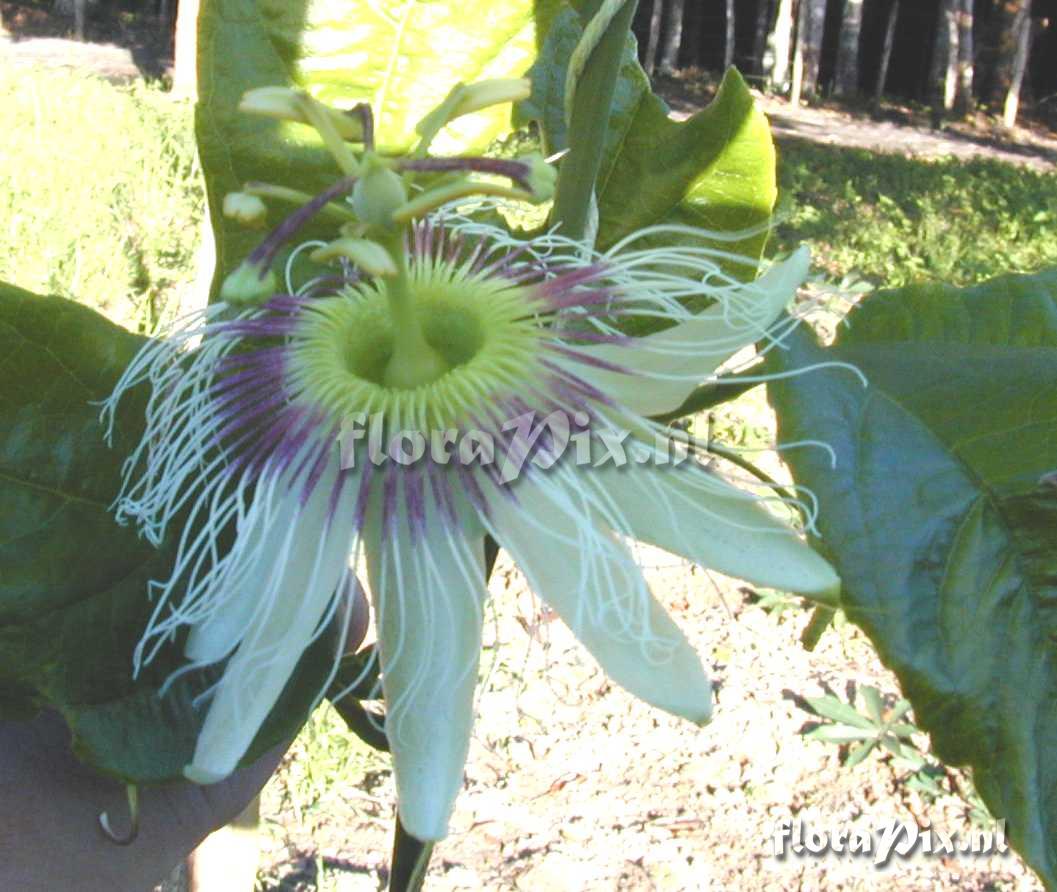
[416,78,531,141]
[239,87,364,142]
[453,78,531,118]
[222,192,268,228]
[352,163,408,227]
[516,153,557,203]
[311,237,397,277]
[219,260,278,306]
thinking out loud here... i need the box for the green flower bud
[220,260,278,306]
[311,237,397,277]
[222,192,269,228]
[415,78,531,150]
[516,153,557,203]
[352,163,408,228]
[239,87,364,142]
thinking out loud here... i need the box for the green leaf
[878,735,914,760]
[0,281,157,714]
[521,7,775,259]
[886,723,920,740]
[890,699,913,722]
[805,695,876,730]
[860,685,885,725]
[0,282,333,782]
[198,0,561,287]
[805,725,878,743]
[63,626,340,783]
[845,740,877,769]
[768,268,1057,889]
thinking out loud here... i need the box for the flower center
[284,259,549,432]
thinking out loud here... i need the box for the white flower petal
[365,483,487,842]
[184,448,358,784]
[183,500,282,664]
[483,470,712,724]
[585,462,840,601]
[565,247,810,416]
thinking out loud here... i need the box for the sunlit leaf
[521,5,775,260]
[198,0,561,287]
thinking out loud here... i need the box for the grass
[0,60,203,331]
[775,139,1057,290]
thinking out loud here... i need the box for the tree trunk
[873,0,899,109]
[1002,0,1033,127]
[833,0,863,96]
[754,0,774,75]
[763,0,795,89]
[644,0,664,75]
[724,0,736,69]
[681,0,703,68]
[800,0,826,97]
[658,0,686,73]
[74,0,86,39]
[929,0,959,114]
[953,0,975,115]
[791,0,807,105]
[172,0,200,99]
[989,0,1031,107]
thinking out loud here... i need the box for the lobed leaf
[768,268,1057,888]
[521,4,776,260]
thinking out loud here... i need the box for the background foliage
[0,59,202,331]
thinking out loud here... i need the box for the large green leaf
[198,0,561,287]
[0,282,157,704]
[768,269,1057,888]
[521,5,776,258]
[0,282,335,782]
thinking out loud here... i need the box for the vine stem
[687,435,800,511]
[549,0,640,242]
[388,817,434,892]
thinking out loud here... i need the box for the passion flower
[102,208,838,841]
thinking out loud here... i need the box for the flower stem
[378,231,447,389]
[688,436,800,513]
[390,816,434,892]
[549,0,639,242]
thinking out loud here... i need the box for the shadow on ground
[259,853,384,892]
[1,0,171,81]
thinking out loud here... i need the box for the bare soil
[0,1,170,82]
[661,72,1057,173]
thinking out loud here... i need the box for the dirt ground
[0,1,170,81]
[5,8,1053,888]
[659,72,1057,173]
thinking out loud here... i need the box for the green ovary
[285,264,549,432]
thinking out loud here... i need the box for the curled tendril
[98,784,140,846]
